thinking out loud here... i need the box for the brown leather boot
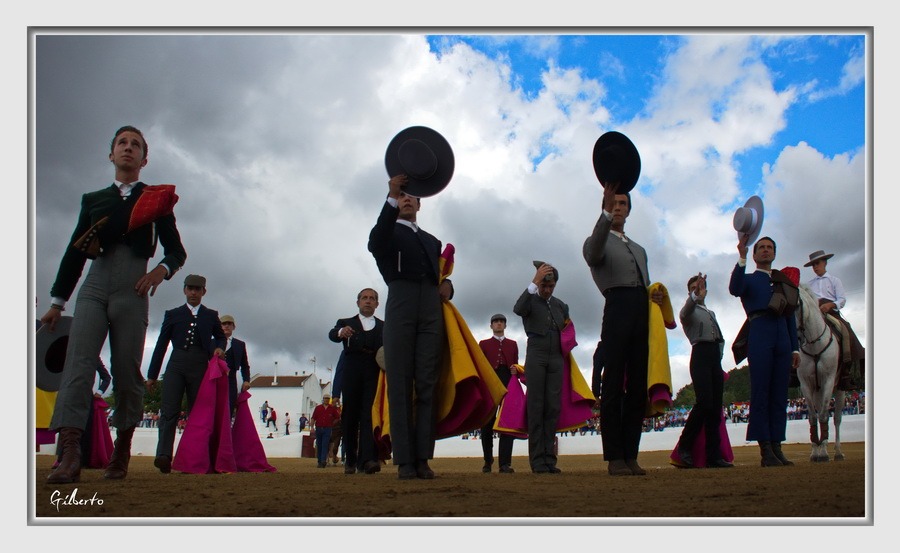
[103,426,136,480]
[46,427,83,484]
[770,441,794,466]
[759,441,783,467]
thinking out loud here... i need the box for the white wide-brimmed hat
[733,195,764,244]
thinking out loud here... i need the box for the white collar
[396,219,418,232]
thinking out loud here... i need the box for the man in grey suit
[513,262,569,474]
[675,273,733,468]
[584,185,663,476]
[42,125,187,484]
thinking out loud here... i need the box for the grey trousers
[524,331,563,470]
[50,244,149,432]
[383,279,443,465]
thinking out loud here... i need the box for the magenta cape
[88,396,114,468]
[232,390,277,472]
[556,321,596,432]
[669,371,734,468]
[669,409,735,468]
[494,321,596,436]
[172,357,276,474]
[493,371,527,438]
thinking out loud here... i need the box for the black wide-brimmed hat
[385,126,455,198]
[36,316,73,392]
[733,195,765,245]
[592,131,641,193]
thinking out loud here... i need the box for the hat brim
[385,126,455,198]
[593,131,641,193]
[36,316,73,392]
[803,253,834,267]
[736,195,765,245]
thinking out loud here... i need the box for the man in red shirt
[311,395,341,468]
[477,314,519,473]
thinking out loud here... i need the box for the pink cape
[172,357,237,474]
[669,372,734,468]
[493,373,528,438]
[88,396,114,469]
[555,321,596,432]
[494,322,596,437]
[232,390,277,472]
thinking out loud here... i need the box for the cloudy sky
[28,30,869,399]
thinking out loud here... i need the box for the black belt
[748,310,770,321]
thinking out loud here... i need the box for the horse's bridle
[796,294,836,390]
[797,295,833,353]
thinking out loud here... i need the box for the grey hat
[532,260,559,282]
[490,313,507,322]
[184,274,206,288]
[804,250,834,267]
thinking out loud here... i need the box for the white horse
[795,283,845,462]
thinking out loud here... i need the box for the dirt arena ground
[32,442,866,521]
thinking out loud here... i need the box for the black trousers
[340,353,380,469]
[678,341,724,460]
[481,366,515,467]
[599,286,649,461]
[383,279,443,465]
[157,346,208,458]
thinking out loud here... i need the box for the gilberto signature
[49,488,104,512]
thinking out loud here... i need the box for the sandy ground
[32,442,866,521]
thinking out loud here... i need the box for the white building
[249,373,331,430]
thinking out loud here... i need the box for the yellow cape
[647,282,675,416]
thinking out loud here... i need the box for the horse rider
[804,249,865,391]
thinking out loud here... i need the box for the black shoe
[362,460,381,474]
[416,460,435,479]
[608,460,632,476]
[344,465,357,474]
[532,465,550,474]
[499,464,515,474]
[482,462,492,473]
[677,444,695,468]
[154,455,172,474]
[625,459,646,476]
[771,442,794,466]
[708,458,734,468]
[317,461,326,469]
[398,463,417,480]
[547,466,562,474]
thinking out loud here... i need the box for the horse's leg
[808,410,821,462]
[833,389,845,461]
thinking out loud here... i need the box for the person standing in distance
[328,288,385,475]
[477,313,519,474]
[220,314,251,417]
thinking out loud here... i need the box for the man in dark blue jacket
[146,274,225,473]
[729,236,800,467]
